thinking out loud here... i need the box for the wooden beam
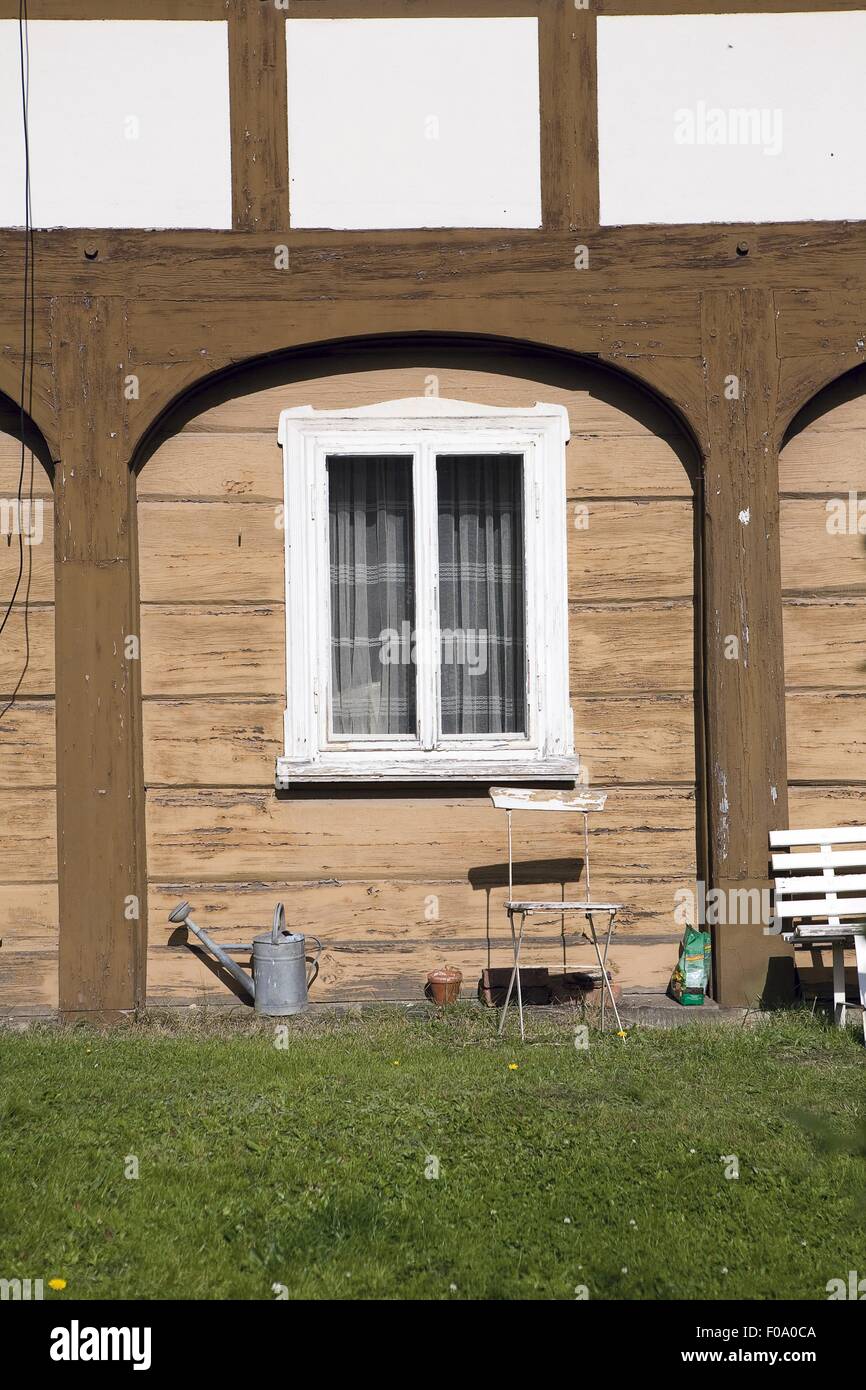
[0,1,224,15]
[540,2,597,230]
[228,0,290,233]
[598,1,866,12]
[52,296,147,1020]
[1,225,865,302]
[701,288,794,1008]
[288,1,539,15]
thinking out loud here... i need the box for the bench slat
[771,850,866,871]
[775,873,866,894]
[770,826,866,848]
[784,925,866,940]
[774,897,866,918]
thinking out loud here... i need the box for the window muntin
[277,399,575,785]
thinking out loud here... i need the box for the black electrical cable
[0,0,35,722]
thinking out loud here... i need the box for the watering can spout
[170,901,255,1001]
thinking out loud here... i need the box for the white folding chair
[490,786,626,1042]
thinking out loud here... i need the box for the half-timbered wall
[138,347,700,1004]
[2,0,864,1018]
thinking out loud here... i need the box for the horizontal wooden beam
[0,225,864,302]
[124,289,702,362]
[287,1,539,15]
[597,0,866,12]
[4,0,858,16]
[0,1,224,16]
[0,239,862,466]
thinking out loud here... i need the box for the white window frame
[275,397,577,786]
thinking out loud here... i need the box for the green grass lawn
[0,1007,862,1301]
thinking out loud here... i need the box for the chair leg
[587,912,625,1038]
[853,934,866,1045]
[515,913,526,1043]
[832,941,847,1028]
[598,912,615,1033]
[602,911,617,1034]
[498,914,519,1037]
[499,913,527,1040]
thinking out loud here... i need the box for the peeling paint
[738,508,750,524]
[714,765,730,863]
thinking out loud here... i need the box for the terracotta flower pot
[427,966,463,1005]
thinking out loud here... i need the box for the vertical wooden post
[702,289,794,1007]
[540,1,598,230]
[229,0,290,232]
[53,295,147,1020]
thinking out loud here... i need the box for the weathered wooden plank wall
[782,367,866,811]
[0,403,58,1011]
[137,352,699,1006]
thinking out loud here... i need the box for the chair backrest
[490,787,608,902]
[770,825,866,932]
[489,787,608,813]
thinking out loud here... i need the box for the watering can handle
[271,902,286,945]
[306,936,323,986]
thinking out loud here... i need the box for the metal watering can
[169,901,322,1016]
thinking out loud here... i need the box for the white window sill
[275,754,581,789]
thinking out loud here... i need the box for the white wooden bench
[770,825,866,1039]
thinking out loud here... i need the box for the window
[276,398,576,784]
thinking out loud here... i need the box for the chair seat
[506,900,622,914]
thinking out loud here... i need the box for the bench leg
[854,935,866,1045]
[832,942,847,1028]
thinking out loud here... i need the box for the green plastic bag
[670,925,711,1005]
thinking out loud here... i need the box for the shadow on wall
[133,333,701,487]
[784,361,866,445]
[469,856,588,975]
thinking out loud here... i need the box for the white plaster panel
[286,17,541,229]
[0,20,232,229]
[598,13,866,225]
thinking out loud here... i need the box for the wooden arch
[43,313,797,1016]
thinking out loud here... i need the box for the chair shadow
[468,857,586,973]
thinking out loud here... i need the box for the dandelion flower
[48,1279,67,1291]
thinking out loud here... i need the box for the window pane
[437,454,525,736]
[328,456,416,738]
